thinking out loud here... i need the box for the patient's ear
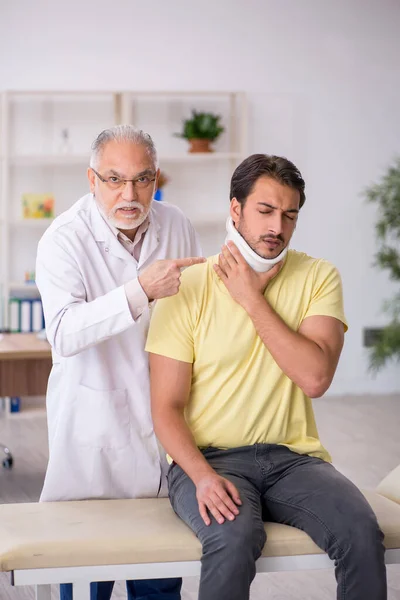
[230,198,241,227]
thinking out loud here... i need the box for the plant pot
[188,138,213,153]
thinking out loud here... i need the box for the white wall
[1,0,400,395]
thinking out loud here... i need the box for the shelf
[9,155,89,167]
[11,215,226,229]
[9,282,38,292]
[191,214,227,227]
[10,214,229,229]
[11,218,54,228]
[9,282,40,299]
[7,90,243,98]
[159,152,242,163]
[6,152,242,167]
[10,215,225,229]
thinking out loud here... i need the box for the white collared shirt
[101,212,150,262]
[99,211,151,321]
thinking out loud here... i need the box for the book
[22,193,55,219]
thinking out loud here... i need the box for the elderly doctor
[35,125,203,600]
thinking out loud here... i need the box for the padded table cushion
[0,490,399,571]
[377,465,400,505]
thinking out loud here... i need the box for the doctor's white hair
[90,125,158,170]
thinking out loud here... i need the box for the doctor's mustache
[112,201,145,213]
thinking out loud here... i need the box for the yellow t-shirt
[146,250,347,462]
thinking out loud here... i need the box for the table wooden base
[0,334,52,397]
[0,358,52,397]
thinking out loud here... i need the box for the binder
[9,298,21,332]
[32,299,44,332]
[20,300,31,333]
[8,297,44,333]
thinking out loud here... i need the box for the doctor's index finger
[173,256,206,269]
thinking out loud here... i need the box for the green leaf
[174,110,225,141]
[368,322,400,373]
[364,157,400,370]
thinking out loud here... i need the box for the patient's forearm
[154,406,213,484]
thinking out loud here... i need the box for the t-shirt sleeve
[303,260,348,331]
[145,270,197,363]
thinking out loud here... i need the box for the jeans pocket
[167,461,180,494]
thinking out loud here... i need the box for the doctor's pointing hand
[138,256,205,301]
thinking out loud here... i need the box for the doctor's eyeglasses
[91,168,156,191]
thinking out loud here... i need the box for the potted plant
[175,110,224,153]
[365,157,400,371]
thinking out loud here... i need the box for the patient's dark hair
[230,154,306,208]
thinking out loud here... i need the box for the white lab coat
[36,193,201,502]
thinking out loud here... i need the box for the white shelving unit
[0,90,248,328]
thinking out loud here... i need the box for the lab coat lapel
[90,196,132,262]
[138,203,161,269]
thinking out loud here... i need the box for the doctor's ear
[87,167,96,193]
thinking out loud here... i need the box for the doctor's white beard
[103,200,150,231]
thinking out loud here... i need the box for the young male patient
[145,154,387,600]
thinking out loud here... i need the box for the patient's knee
[201,513,266,562]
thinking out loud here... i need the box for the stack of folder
[8,296,45,333]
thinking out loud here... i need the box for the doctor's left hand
[213,242,283,310]
[139,256,206,301]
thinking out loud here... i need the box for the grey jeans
[167,445,387,600]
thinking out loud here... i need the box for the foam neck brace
[225,217,288,273]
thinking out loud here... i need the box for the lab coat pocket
[74,385,130,449]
